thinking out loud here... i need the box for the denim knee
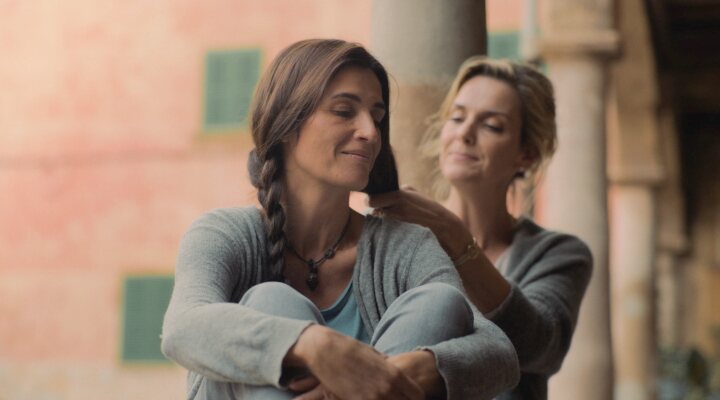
[408,282,473,328]
[372,282,474,354]
[240,282,322,323]
[241,282,305,306]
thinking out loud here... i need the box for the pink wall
[488,0,524,30]
[0,1,373,397]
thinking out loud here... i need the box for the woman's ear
[516,146,538,172]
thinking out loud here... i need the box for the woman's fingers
[369,190,436,221]
[371,189,438,216]
[302,328,426,400]
[369,189,471,256]
[376,200,437,224]
[292,384,329,400]
[288,375,320,393]
[394,371,426,400]
[367,190,403,209]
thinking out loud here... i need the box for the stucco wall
[0,1,372,398]
[0,1,522,398]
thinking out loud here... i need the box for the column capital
[540,29,621,59]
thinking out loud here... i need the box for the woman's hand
[290,351,439,400]
[287,325,424,400]
[288,348,443,399]
[388,351,445,398]
[368,187,473,260]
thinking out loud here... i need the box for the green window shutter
[203,48,261,132]
[488,31,520,60]
[121,275,174,362]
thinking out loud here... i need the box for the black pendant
[306,260,319,291]
[306,271,319,291]
[289,214,352,292]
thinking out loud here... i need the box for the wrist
[450,236,481,267]
[285,324,328,368]
[445,228,475,260]
[407,350,445,397]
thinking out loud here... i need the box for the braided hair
[247,39,398,280]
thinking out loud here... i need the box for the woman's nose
[356,113,380,143]
[458,121,476,146]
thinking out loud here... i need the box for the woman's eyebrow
[452,103,510,118]
[331,93,386,111]
[481,110,511,118]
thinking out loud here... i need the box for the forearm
[284,324,326,368]
[162,302,312,385]
[455,255,511,314]
[422,219,511,314]
[491,284,582,374]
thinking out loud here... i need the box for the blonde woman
[369,57,592,400]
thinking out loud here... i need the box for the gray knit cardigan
[161,207,520,400]
[492,218,593,400]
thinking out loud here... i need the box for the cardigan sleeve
[160,209,313,386]
[490,233,593,375]
[405,229,520,400]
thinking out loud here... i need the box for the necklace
[287,214,352,291]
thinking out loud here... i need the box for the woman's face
[439,75,531,189]
[285,66,386,193]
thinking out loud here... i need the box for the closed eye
[484,124,503,133]
[333,109,355,119]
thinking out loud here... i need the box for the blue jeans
[189,282,473,399]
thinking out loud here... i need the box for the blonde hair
[421,56,557,204]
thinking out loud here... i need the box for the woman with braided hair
[161,39,519,400]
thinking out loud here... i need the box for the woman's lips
[447,151,479,161]
[341,150,372,161]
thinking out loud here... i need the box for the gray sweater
[161,207,520,400]
[491,218,593,400]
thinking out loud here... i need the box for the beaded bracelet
[452,237,481,268]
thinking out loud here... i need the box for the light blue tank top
[320,282,371,344]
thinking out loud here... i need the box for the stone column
[609,184,657,400]
[607,2,665,399]
[520,0,539,62]
[655,105,688,349]
[370,0,486,193]
[537,1,619,399]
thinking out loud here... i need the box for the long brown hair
[247,39,397,279]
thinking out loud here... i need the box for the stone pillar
[537,1,619,399]
[609,184,657,400]
[520,0,539,62]
[606,2,665,399]
[370,0,486,193]
[655,105,688,349]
